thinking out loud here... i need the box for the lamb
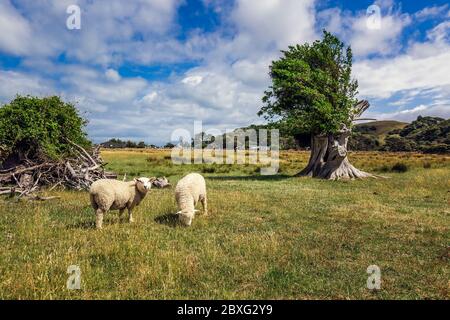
[89,177,155,229]
[175,173,207,226]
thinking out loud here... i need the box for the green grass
[0,150,449,299]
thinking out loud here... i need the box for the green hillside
[351,116,449,153]
[354,120,408,141]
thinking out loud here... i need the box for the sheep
[175,173,207,226]
[89,177,155,229]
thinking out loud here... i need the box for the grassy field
[0,149,449,299]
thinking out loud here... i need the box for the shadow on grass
[66,220,96,230]
[154,212,183,228]
[66,216,123,230]
[207,174,293,181]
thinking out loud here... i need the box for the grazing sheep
[152,176,171,188]
[89,177,155,229]
[175,173,207,226]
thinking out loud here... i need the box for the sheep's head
[176,209,199,226]
[134,177,155,193]
[152,176,171,188]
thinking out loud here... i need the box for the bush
[421,143,450,154]
[391,162,408,173]
[423,162,432,169]
[377,164,391,173]
[201,164,217,173]
[0,95,90,161]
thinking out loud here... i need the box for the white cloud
[0,1,32,55]
[355,20,450,102]
[0,0,449,143]
[181,75,203,86]
[231,0,316,50]
[318,4,411,57]
[0,70,52,102]
[414,4,449,20]
[105,69,121,82]
[369,103,450,122]
[349,12,411,56]
[1,0,183,64]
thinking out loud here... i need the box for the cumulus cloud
[354,19,450,109]
[0,70,52,102]
[317,3,411,57]
[0,0,449,144]
[369,103,450,122]
[0,1,32,55]
[105,69,121,82]
[414,4,449,20]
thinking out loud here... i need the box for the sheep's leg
[201,195,208,216]
[128,208,135,223]
[119,209,125,220]
[96,209,105,229]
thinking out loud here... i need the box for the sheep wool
[175,173,207,226]
[89,177,153,229]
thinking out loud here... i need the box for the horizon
[1,0,450,145]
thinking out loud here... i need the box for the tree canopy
[258,30,359,135]
[0,95,90,160]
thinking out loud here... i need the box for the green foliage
[259,30,358,135]
[101,139,147,149]
[348,132,380,151]
[381,116,449,153]
[0,95,90,160]
[382,135,417,152]
[164,142,175,149]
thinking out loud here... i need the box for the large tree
[259,31,373,180]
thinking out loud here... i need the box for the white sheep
[175,173,207,226]
[89,177,154,229]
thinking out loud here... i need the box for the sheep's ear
[176,211,181,215]
[149,177,157,182]
[133,178,138,182]
[194,209,200,212]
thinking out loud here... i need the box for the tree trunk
[297,131,373,180]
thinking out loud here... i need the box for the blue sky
[0,0,449,144]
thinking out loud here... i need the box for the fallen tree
[0,140,117,199]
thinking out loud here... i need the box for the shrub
[201,165,217,173]
[0,95,90,161]
[423,162,432,169]
[378,164,391,173]
[391,162,408,173]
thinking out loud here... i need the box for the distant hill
[354,120,408,141]
[217,116,449,153]
[349,120,408,151]
[382,116,449,153]
[350,116,449,153]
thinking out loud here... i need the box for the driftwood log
[0,142,117,199]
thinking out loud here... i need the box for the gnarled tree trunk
[297,100,374,180]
